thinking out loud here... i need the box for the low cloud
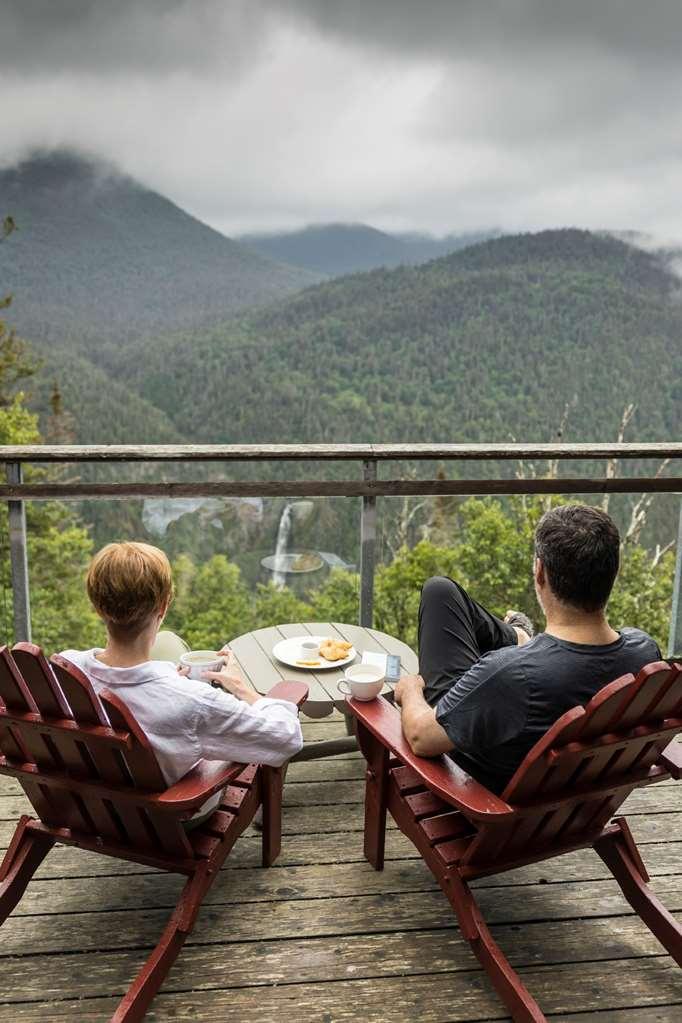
[3,1,682,238]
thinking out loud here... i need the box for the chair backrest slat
[568,672,636,742]
[99,692,167,791]
[0,649,29,762]
[50,655,110,726]
[613,665,678,729]
[641,664,682,720]
[0,646,36,713]
[12,643,71,719]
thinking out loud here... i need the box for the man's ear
[534,557,546,587]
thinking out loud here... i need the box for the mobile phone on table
[385,654,401,683]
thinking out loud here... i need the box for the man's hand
[395,673,425,707]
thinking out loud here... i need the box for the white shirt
[59,650,303,815]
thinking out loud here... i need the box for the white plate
[272,635,357,671]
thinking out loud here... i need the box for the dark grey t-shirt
[435,628,661,794]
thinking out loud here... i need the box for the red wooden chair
[0,642,308,1022]
[346,660,682,1022]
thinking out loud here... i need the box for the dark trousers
[418,576,518,706]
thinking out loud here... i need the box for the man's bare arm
[395,674,454,757]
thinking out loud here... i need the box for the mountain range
[2,153,680,461]
[238,223,498,276]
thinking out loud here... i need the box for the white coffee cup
[180,650,224,682]
[337,663,385,701]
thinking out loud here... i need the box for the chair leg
[0,817,55,925]
[111,865,214,1023]
[261,765,284,867]
[594,817,682,967]
[357,722,389,871]
[445,871,547,1022]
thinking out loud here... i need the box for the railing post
[5,462,31,643]
[359,458,377,627]
[668,500,682,658]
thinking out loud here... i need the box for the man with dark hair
[396,504,661,793]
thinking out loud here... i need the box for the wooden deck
[0,713,680,1022]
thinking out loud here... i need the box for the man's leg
[418,576,517,706]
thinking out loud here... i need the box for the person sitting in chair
[60,541,303,819]
[395,504,662,793]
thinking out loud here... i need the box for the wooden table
[229,621,418,761]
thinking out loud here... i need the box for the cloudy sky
[2,0,682,237]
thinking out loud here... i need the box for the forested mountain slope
[0,151,319,352]
[119,229,682,446]
[239,223,497,275]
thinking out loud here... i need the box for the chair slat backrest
[460,661,682,871]
[12,643,70,718]
[0,646,193,859]
[0,647,34,762]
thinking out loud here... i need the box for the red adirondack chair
[0,642,308,1022]
[346,660,682,1022]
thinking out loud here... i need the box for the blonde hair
[86,542,174,640]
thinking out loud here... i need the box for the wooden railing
[2,443,682,652]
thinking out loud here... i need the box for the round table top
[229,622,418,719]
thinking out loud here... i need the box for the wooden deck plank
[0,916,679,1006]
[7,845,682,920]
[3,874,681,958]
[2,959,681,1022]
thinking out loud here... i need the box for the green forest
[1,179,679,658]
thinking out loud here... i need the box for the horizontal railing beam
[1,476,680,501]
[1,442,682,463]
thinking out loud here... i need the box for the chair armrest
[264,680,309,707]
[153,760,245,812]
[346,694,513,821]
[660,738,682,779]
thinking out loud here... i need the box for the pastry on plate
[319,638,353,661]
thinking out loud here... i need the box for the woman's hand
[202,664,261,705]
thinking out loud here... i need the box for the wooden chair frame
[0,643,308,1022]
[347,660,682,1022]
